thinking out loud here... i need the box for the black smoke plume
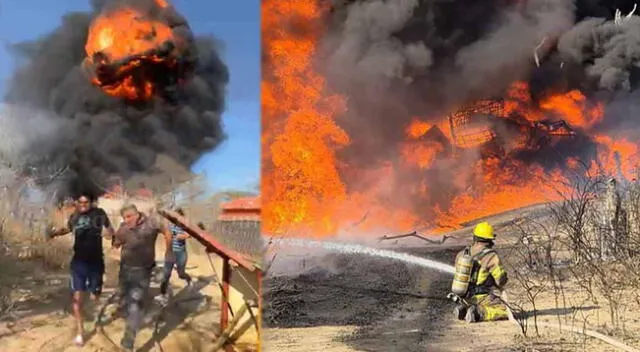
[270,0,640,224]
[3,0,228,199]
[322,0,575,164]
[318,0,640,165]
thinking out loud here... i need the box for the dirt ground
[263,234,640,352]
[0,236,224,352]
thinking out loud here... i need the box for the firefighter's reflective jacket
[455,243,508,297]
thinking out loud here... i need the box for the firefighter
[452,221,509,323]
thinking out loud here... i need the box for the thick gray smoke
[3,0,228,198]
[321,0,575,162]
[290,0,640,228]
[326,0,433,85]
[0,104,72,189]
[558,15,640,92]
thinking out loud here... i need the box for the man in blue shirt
[156,207,192,304]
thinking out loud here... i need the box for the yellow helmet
[473,222,495,240]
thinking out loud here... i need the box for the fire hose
[331,286,640,352]
[499,292,640,352]
[446,292,640,352]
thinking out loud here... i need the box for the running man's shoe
[120,334,134,351]
[74,334,84,347]
[154,294,169,306]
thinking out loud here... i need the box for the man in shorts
[47,193,114,346]
[112,204,173,351]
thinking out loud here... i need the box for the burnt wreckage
[448,99,575,158]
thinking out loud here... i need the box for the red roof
[219,196,260,221]
[221,196,260,210]
[135,188,153,198]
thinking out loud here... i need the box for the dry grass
[0,220,14,318]
[0,192,73,320]
[0,183,261,324]
[503,175,640,348]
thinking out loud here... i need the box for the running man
[112,204,173,351]
[156,207,193,304]
[47,193,114,346]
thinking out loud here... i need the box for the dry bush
[505,215,583,337]
[0,181,74,319]
[552,176,640,333]
[505,221,552,336]
[505,173,640,341]
[5,203,73,270]
[0,219,15,319]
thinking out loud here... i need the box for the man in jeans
[47,193,114,347]
[112,204,173,351]
[156,207,192,305]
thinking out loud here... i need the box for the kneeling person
[450,222,509,323]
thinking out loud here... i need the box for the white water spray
[272,238,456,275]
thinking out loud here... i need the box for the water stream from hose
[271,238,455,274]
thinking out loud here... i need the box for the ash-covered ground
[264,246,460,336]
[262,208,640,352]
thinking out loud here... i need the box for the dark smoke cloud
[554,3,640,137]
[321,0,575,165]
[3,0,228,198]
[299,0,640,221]
[558,15,640,92]
[575,0,637,20]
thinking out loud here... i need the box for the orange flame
[154,0,170,8]
[505,81,604,130]
[262,0,350,235]
[84,2,177,100]
[406,119,432,139]
[589,134,639,177]
[262,1,640,238]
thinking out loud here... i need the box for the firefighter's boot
[465,305,480,323]
[453,304,467,320]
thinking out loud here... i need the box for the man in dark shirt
[113,203,173,351]
[47,193,114,347]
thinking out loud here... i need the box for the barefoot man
[47,193,114,346]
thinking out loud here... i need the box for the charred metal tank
[448,99,575,158]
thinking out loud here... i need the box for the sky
[0,0,261,192]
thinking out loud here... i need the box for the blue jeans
[160,250,191,294]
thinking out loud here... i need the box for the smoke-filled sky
[0,0,260,192]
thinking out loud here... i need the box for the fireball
[82,0,196,102]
